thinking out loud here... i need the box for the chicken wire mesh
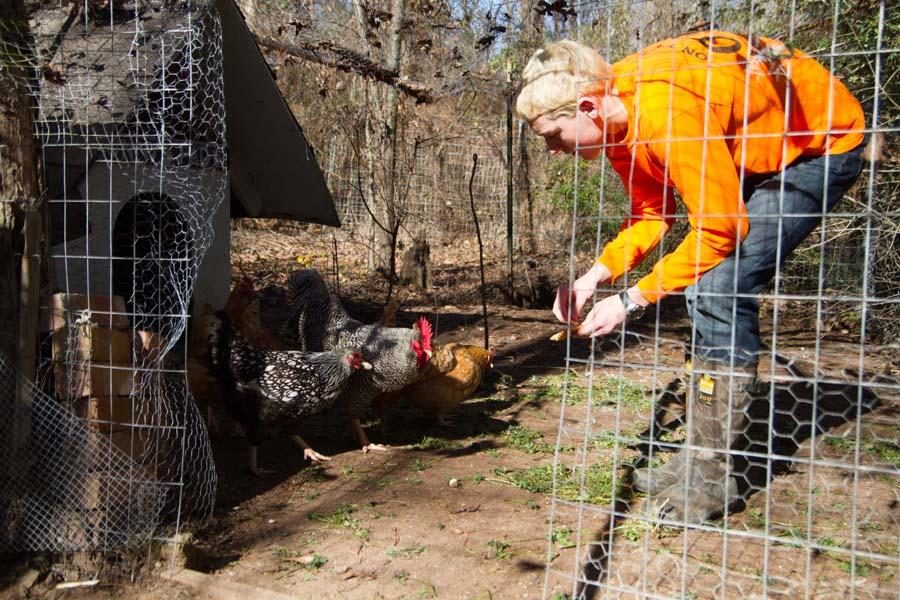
[0,0,222,559]
[325,133,515,244]
[541,1,899,598]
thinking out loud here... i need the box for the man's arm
[553,158,673,324]
[635,106,748,303]
[596,152,677,282]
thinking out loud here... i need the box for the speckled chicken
[189,277,271,434]
[205,310,371,475]
[287,269,434,452]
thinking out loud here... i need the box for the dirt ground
[179,221,896,600]
[4,220,897,600]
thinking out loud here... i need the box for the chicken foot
[351,418,388,453]
[435,414,456,428]
[289,435,332,463]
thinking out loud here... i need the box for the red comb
[416,316,433,347]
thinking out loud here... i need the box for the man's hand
[576,287,650,338]
[553,284,587,323]
[575,293,627,337]
[553,263,612,323]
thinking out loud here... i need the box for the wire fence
[0,0,222,571]
[324,131,517,245]
[541,2,899,598]
[0,0,896,594]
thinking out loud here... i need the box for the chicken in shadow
[202,310,372,476]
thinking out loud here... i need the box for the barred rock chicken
[287,269,434,452]
[204,310,372,476]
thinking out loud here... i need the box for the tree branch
[254,33,435,104]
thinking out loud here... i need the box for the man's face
[529,107,604,160]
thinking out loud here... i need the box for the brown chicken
[221,277,271,347]
[378,343,495,426]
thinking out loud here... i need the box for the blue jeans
[685,146,865,367]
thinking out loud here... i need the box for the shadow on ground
[575,364,887,599]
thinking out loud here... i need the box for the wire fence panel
[0,0,222,562]
[326,134,515,245]
[540,1,899,598]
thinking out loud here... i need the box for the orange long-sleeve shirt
[596,32,866,303]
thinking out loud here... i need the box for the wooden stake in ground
[468,154,489,350]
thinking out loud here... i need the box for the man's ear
[576,96,600,118]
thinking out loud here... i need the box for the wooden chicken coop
[42,293,173,514]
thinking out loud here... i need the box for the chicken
[203,310,372,476]
[375,343,495,426]
[284,267,337,352]
[287,269,434,452]
[407,343,494,424]
[222,276,271,347]
[189,278,271,434]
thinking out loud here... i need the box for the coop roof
[217,0,337,225]
[30,0,339,227]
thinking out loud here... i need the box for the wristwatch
[618,290,646,321]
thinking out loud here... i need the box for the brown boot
[651,358,756,524]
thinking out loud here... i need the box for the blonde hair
[515,40,612,122]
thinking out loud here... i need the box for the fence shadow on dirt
[573,364,886,599]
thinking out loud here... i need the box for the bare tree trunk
[350,0,381,271]
[0,206,18,366]
[517,121,535,253]
[351,0,407,278]
[505,62,514,297]
[0,0,45,540]
[376,0,406,276]
[364,86,378,271]
[517,0,540,254]
[0,4,43,385]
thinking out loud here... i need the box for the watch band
[618,290,645,321]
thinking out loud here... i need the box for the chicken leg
[435,414,457,427]
[351,419,388,453]
[248,445,277,477]
[290,434,332,463]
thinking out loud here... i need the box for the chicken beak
[425,349,433,360]
[361,360,374,370]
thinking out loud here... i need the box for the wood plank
[72,396,138,432]
[54,362,137,399]
[40,293,130,331]
[52,325,133,363]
